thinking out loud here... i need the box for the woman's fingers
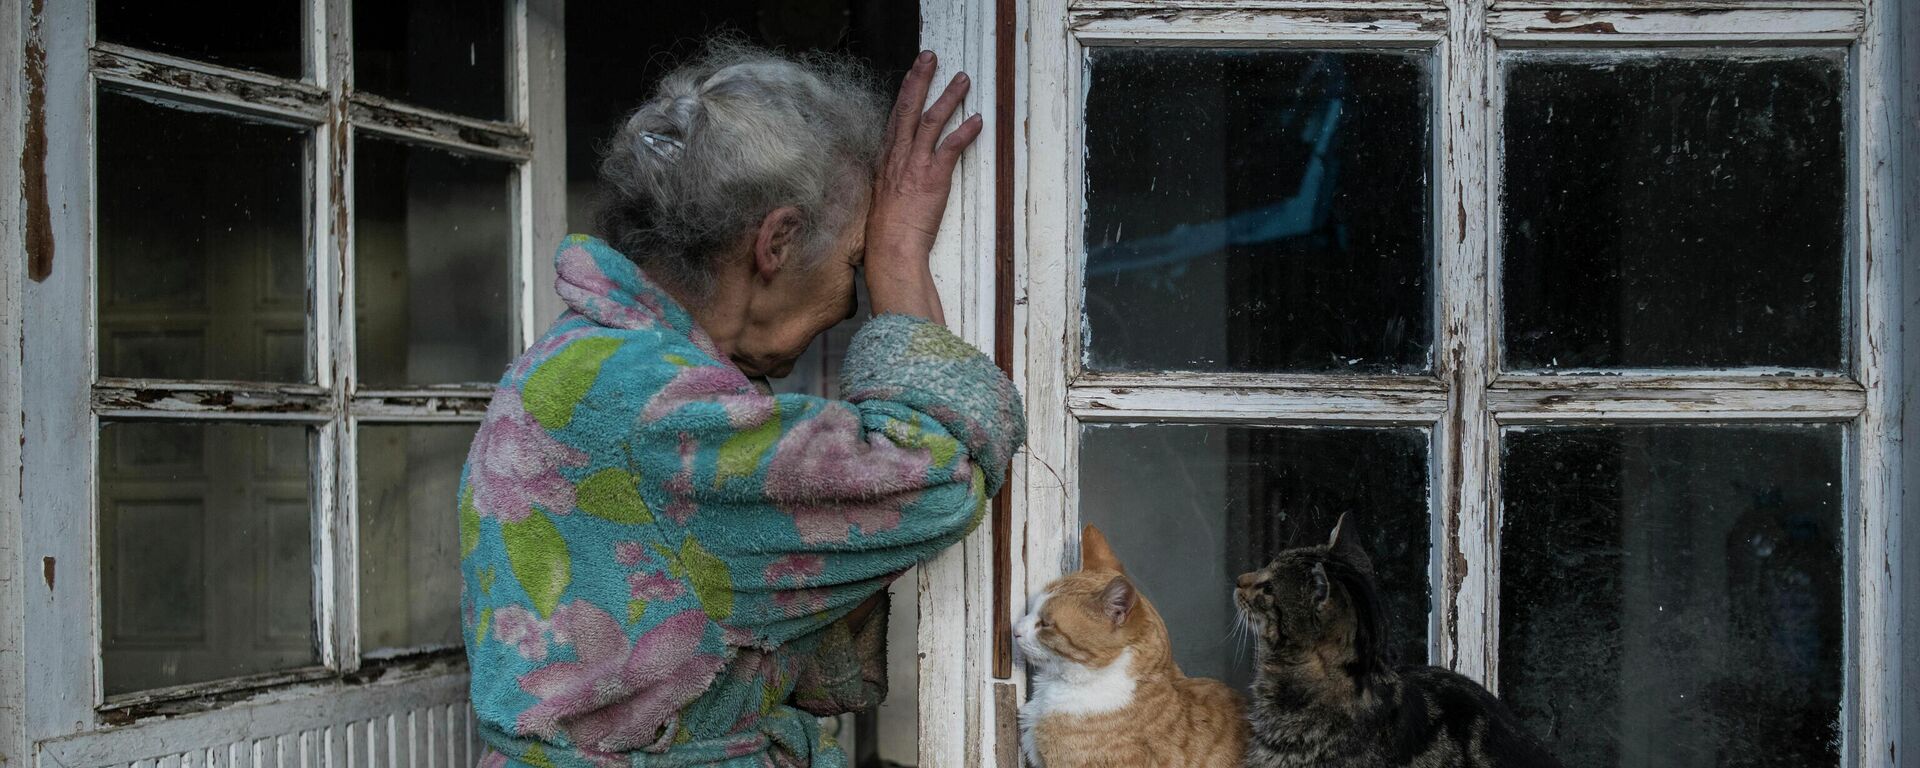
[913,73,971,159]
[885,52,937,163]
[934,113,984,172]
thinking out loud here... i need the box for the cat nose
[1236,572,1259,589]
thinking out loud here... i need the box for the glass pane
[1082,49,1432,374]
[98,0,302,77]
[1500,425,1843,768]
[1079,424,1430,690]
[354,137,515,387]
[1502,54,1846,370]
[358,424,476,656]
[98,91,308,383]
[354,0,508,119]
[99,422,317,697]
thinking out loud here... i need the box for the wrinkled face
[1014,571,1137,671]
[1234,549,1345,657]
[733,194,868,378]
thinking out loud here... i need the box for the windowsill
[98,650,467,725]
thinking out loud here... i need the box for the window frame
[15,0,565,754]
[1006,0,1902,765]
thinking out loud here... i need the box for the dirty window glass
[355,0,509,119]
[1082,48,1432,374]
[99,422,318,697]
[98,0,303,78]
[1499,424,1843,768]
[1501,54,1846,371]
[354,137,515,387]
[1079,424,1431,689]
[358,424,475,657]
[96,91,309,384]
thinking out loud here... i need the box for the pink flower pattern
[614,541,650,567]
[764,407,935,544]
[515,605,728,753]
[468,388,588,523]
[494,605,550,661]
[628,571,687,602]
[762,555,824,587]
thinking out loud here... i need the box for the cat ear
[1310,562,1331,606]
[1081,524,1127,574]
[1326,513,1373,574]
[1100,575,1138,626]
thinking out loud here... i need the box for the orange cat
[1015,525,1248,768]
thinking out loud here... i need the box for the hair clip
[639,131,686,161]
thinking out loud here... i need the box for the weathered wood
[1489,8,1863,41]
[40,672,470,768]
[919,0,1001,763]
[525,0,567,340]
[1898,0,1920,749]
[21,0,107,740]
[1854,0,1902,760]
[1069,384,1445,424]
[348,391,495,421]
[1489,387,1867,422]
[1021,0,1080,728]
[348,97,532,162]
[1071,7,1448,42]
[93,381,334,421]
[1492,372,1864,390]
[90,46,327,126]
[320,0,356,677]
[992,0,1018,684]
[1,0,27,763]
[1075,0,1440,9]
[1436,0,1497,684]
[1494,0,1859,9]
[1078,371,1446,392]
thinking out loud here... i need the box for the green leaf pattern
[523,336,622,430]
[679,537,733,621]
[576,467,653,524]
[502,513,571,618]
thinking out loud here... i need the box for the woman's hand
[865,50,983,325]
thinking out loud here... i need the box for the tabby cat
[1237,515,1562,768]
[1016,525,1248,768]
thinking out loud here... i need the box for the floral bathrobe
[461,236,1025,768]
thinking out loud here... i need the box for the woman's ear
[752,207,805,280]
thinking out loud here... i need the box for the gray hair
[596,40,887,298]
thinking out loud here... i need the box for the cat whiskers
[1229,604,1255,665]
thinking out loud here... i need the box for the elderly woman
[459,41,1024,768]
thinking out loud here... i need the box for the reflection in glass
[1499,425,1842,768]
[1083,48,1432,374]
[1079,424,1430,690]
[355,0,508,119]
[100,422,317,696]
[97,91,309,383]
[355,137,514,387]
[358,424,475,656]
[1502,54,1846,370]
[98,0,303,77]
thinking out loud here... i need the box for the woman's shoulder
[494,313,739,435]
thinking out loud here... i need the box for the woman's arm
[640,309,1023,646]
[865,50,980,325]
